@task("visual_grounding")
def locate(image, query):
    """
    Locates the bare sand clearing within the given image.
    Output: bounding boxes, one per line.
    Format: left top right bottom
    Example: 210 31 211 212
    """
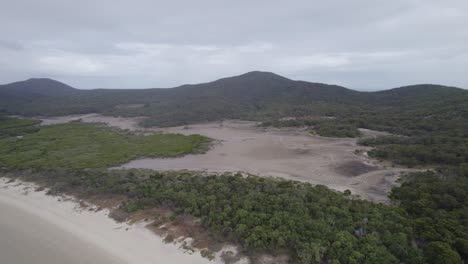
35 114 412 202
119 120 413 202
37 114 412 202
0 178 216 264
39 113 145 130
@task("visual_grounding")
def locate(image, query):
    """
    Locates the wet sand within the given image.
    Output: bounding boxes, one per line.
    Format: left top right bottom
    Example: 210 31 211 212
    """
0 178 212 264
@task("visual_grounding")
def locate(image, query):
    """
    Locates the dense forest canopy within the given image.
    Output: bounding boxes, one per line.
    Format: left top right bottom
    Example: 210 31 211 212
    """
3 167 466 264
1 73 466 166
1 72 467 129
0 72 467 263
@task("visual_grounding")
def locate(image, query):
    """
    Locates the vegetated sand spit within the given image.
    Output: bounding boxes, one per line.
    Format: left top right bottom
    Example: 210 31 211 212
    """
0 178 213 264
37 114 413 202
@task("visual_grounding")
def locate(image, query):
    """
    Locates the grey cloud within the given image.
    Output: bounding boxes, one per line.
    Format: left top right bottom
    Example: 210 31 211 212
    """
0 40 23 51
0 0 467 90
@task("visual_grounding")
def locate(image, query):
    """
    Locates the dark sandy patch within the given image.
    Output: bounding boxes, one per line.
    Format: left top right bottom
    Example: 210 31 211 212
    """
334 160 378 177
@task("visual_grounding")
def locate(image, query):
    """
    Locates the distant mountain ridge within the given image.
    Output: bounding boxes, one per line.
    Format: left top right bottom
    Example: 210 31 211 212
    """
1 71 464 97
0 78 77 97
0 71 467 127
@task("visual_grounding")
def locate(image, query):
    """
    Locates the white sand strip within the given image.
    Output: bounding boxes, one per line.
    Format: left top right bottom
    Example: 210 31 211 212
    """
0 178 212 264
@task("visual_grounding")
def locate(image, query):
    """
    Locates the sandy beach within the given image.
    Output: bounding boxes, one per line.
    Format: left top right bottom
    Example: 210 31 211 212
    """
0 178 214 264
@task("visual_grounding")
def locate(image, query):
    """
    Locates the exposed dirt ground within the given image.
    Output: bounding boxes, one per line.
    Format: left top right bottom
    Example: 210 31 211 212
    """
38 115 416 203
39 113 145 130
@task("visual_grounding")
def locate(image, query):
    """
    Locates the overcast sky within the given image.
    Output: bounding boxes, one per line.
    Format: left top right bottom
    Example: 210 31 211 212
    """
0 0 467 90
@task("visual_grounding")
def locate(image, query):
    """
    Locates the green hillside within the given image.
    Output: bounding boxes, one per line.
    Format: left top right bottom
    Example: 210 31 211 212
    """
1 72 467 130
1 72 467 166
0 73 467 262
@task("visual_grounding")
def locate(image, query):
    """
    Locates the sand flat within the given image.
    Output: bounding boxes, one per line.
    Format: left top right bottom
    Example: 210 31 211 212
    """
0 178 212 264
120 120 413 202
35 115 414 202
38 113 144 130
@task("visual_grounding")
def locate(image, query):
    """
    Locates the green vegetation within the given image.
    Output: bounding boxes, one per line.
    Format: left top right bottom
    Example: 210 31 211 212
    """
0 116 41 129
0 116 41 138
355 109 468 167
359 136 468 166
262 108 467 166
1 73 467 130
313 122 361 138
424 242 463 264
260 118 362 138
0 116 467 262
390 168 468 263
0 119 210 168
1 73 467 262
1 75 466 168
5 167 466 263
4 169 422 263
348 96 467 167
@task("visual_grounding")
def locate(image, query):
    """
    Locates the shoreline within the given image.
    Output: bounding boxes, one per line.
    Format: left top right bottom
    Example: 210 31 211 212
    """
0 177 216 264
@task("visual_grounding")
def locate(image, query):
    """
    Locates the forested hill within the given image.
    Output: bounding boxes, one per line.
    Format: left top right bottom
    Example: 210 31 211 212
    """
369 84 468 106
0 71 467 127
169 71 359 103
1 73 467 262
0 78 77 98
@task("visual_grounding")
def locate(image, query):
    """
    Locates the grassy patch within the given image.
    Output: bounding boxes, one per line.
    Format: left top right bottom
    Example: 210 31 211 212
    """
0 116 41 129
0 120 211 168
0 117 41 138
313 122 362 138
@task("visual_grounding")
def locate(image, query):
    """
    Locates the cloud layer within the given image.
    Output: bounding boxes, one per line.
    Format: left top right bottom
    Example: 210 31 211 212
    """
1 0 467 90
